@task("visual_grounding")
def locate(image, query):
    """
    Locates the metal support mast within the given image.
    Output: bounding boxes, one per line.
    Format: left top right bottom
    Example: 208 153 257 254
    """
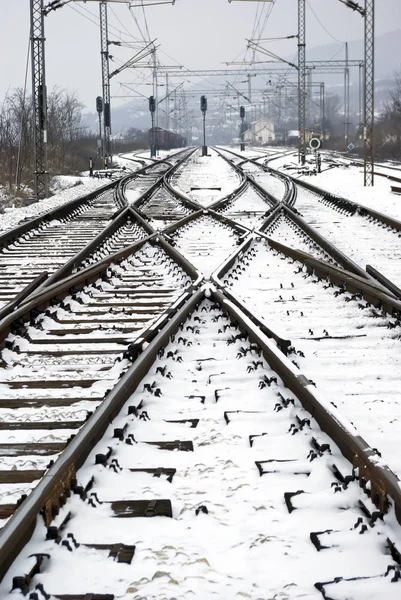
320 82 325 136
307 69 312 127
298 0 306 164
344 42 350 149
30 0 48 199
364 0 374 186
100 2 111 167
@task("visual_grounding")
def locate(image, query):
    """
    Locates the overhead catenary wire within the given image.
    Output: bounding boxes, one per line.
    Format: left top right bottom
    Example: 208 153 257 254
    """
306 0 345 44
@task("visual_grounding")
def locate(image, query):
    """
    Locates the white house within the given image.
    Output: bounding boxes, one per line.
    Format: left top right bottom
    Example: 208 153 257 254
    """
243 118 275 145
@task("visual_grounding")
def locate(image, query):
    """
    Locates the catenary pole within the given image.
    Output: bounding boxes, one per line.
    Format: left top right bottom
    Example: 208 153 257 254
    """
30 0 49 199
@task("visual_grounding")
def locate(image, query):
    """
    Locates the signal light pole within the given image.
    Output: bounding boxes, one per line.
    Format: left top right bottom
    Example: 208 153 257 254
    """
99 1 111 169
149 95 156 158
96 96 103 160
201 95 208 156
240 105 245 151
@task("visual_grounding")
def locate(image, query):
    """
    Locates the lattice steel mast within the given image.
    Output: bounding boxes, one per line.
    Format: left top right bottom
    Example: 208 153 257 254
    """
100 2 111 167
30 0 48 199
364 0 374 186
298 0 306 164
339 0 375 185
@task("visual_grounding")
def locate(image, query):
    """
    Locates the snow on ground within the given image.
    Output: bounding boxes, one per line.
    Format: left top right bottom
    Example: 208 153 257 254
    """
171 148 241 207
214 185 272 229
2 299 401 599
1 148 401 599
134 148 187 161
226 238 401 479
0 176 109 235
294 186 401 289
218 145 276 162
171 214 240 278
114 153 146 170
270 151 401 222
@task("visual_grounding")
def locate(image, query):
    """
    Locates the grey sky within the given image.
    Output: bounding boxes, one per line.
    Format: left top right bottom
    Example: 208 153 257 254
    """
1 0 401 112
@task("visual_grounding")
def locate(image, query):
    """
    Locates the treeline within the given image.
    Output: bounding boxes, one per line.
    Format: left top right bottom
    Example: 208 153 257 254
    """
376 71 401 160
0 88 89 192
320 72 401 159
0 87 149 196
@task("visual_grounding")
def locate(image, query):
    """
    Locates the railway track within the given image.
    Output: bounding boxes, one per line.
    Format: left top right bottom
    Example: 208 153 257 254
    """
0 236 199 526
169 148 242 207
0 186 121 311
1 146 401 598
122 149 194 205
219 146 401 297
0 150 194 315
164 212 247 278
213 232 401 476
1 287 401 598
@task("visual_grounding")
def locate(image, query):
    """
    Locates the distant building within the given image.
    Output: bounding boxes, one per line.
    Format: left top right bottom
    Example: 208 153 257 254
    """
243 118 275 145
287 129 330 144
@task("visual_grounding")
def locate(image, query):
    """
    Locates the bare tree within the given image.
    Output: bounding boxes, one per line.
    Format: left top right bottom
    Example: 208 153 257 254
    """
378 70 401 157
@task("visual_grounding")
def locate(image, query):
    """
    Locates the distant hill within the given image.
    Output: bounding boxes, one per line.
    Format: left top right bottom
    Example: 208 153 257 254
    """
305 29 401 79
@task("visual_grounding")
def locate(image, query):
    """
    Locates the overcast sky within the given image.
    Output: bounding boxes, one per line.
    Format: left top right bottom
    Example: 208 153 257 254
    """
1 0 401 112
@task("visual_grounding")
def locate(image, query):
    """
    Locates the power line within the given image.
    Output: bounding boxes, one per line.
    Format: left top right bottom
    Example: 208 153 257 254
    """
306 0 344 44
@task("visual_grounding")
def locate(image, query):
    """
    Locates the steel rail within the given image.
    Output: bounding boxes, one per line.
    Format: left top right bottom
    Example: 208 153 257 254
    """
214 146 293 206
0 150 196 318
214 148 373 280
1 283 401 584
211 226 401 321
271 205 387 288
163 148 248 214
0 179 120 250
209 287 401 524
215 147 401 297
267 237 401 316
0 153 185 250
0 232 202 346
0 285 204 582
280 169 401 233
37 207 154 292
116 148 195 209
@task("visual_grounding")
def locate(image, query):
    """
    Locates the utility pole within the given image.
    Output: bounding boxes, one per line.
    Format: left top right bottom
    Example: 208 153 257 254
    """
344 41 350 149
358 62 364 138
338 0 375 185
201 95 208 156
152 47 159 146
99 2 111 168
96 96 103 159
306 69 312 128
149 95 156 157
298 0 306 164
30 0 48 199
240 105 245 151
165 73 170 132
364 0 374 186
320 82 325 137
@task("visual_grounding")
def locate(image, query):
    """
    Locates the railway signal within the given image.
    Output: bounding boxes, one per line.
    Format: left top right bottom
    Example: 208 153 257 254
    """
149 95 157 157
309 137 321 151
201 95 208 156
96 96 103 159
240 106 246 152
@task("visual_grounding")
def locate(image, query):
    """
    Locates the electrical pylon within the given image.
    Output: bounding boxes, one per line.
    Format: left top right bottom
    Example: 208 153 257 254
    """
30 0 49 199
364 0 374 186
100 2 111 166
298 0 306 164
